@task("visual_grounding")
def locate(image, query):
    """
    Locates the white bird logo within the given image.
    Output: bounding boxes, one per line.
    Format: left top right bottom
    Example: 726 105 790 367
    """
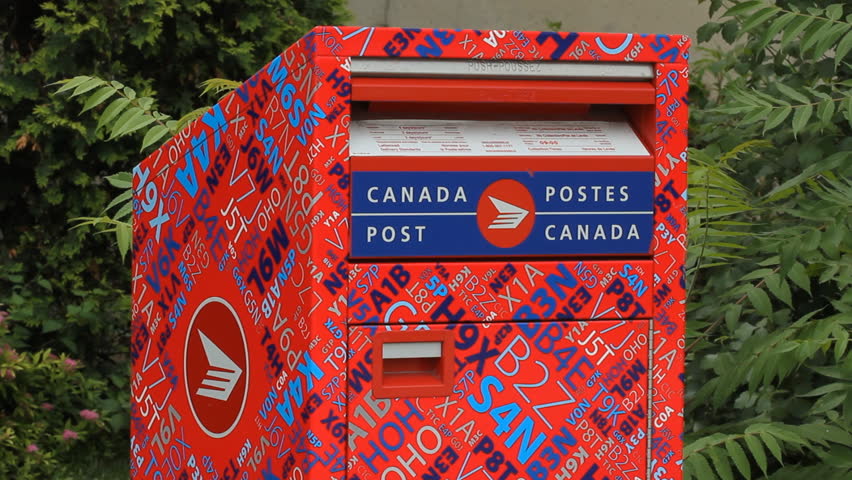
487 196 530 229
196 331 243 401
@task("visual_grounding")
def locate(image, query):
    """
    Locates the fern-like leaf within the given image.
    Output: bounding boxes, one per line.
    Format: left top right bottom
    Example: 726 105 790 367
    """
199 78 242 98
52 74 176 151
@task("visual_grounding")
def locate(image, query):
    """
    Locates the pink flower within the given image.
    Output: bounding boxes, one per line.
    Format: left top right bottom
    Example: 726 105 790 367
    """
2 370 14 380
0 345 18 361
0 310 9 326
40 402 54 411
79 409 99 421
26 444 38 453
62 429 79 441
63 358 79 370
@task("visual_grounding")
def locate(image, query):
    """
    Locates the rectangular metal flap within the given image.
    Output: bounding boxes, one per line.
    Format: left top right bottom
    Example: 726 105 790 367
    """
350 58 654 80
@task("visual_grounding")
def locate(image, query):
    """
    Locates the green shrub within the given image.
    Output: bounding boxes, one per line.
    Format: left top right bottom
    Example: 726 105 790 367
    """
685 0 852 478
0 311 109 478
0 1 348 476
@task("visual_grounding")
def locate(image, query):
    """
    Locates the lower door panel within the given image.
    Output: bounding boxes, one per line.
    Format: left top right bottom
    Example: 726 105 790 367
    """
346 320 650 480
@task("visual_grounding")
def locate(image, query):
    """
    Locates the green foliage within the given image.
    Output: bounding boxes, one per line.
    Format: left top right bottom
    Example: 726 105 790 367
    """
52 76 175 147
54 78 176 259
0 0 349 476
52 72 246 260
53 72 244 277
173 78 245 131
69 171 134 260
685 422 852 479
0 316 109 479
687 0 852 477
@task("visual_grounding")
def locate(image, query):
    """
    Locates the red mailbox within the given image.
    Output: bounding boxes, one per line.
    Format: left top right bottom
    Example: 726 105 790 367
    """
131 27 688 480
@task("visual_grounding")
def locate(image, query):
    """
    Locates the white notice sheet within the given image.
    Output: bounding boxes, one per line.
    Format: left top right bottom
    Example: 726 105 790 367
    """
350 119 650 157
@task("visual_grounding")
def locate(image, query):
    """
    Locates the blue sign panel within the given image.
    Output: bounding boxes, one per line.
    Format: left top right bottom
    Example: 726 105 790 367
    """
351 171 653 257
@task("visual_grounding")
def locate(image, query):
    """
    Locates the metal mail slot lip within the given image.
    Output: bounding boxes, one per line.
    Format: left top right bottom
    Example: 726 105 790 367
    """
350 119 651 157
382 341 442 359
351 77 655 105
350 57 655 80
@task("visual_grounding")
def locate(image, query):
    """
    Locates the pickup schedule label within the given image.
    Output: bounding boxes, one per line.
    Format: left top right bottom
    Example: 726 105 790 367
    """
350 120 651 157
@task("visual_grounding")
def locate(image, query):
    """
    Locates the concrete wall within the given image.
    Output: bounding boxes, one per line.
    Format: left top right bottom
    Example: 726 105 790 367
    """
347 0 709 50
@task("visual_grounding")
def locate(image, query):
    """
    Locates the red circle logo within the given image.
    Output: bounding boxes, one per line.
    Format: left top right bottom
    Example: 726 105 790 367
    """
476 179 535 248
184 297 248 438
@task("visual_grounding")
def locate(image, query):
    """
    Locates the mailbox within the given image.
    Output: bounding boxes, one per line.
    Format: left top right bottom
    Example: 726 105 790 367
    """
131 27 688 480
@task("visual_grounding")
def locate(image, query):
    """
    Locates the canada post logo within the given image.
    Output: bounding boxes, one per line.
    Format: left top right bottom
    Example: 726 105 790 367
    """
184 297 248 438
476 179 535 248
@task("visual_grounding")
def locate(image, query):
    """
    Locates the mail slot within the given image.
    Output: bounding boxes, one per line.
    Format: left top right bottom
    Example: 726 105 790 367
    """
130 27 688 480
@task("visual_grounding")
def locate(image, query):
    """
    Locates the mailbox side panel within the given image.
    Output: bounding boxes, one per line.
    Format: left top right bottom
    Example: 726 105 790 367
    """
299 53 355 478
650 62 689 480
130 31 352 480
245 38 348 479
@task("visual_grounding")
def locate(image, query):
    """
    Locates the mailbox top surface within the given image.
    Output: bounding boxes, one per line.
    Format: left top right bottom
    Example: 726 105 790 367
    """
307 26 690 64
